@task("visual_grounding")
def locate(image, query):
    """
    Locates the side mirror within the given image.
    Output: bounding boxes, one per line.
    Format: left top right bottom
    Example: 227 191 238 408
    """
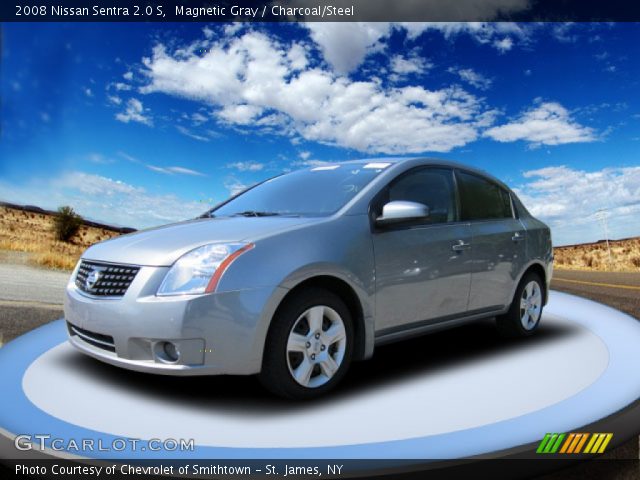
375 201 430 226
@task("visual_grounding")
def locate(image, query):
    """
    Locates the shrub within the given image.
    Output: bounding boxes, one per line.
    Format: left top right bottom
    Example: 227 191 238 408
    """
54 206 83 242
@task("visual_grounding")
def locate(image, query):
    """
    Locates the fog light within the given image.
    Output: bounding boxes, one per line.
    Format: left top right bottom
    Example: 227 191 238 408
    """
163 342 180 362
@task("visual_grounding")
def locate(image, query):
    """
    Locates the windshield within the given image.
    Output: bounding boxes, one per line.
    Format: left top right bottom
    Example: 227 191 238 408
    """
212 164 389 217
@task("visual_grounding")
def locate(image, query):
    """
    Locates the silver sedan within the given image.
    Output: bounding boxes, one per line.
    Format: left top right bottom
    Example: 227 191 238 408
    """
65 158 553 399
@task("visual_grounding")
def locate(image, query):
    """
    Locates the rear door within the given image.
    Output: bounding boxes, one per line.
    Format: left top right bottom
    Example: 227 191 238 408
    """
372 167 472 332
455 170 527 311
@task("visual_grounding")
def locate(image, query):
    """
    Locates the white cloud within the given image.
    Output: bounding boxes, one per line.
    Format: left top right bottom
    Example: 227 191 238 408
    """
0 172 205 229
87 153 112 164
552 22 578 43
140 30 490 154
405 22 530 47
162 166 206 176
115 98 152 126
191 112 208 125
118 151 204 176
493 37 513 52
223 177 250 196
485 102 596 147
203 26 215 39
291 159 328 168
287 43 309 71
515 166 640 245
83 87 94 97
449 67 492 90
218 104 264 125
390 50 432 80
226 161 265 172
108 95 122 105
176 125 209 142
123 71 133 81
305 22 390 74
299 151 311 160
113 82 132 91
147 164 205 176
304 22 528 75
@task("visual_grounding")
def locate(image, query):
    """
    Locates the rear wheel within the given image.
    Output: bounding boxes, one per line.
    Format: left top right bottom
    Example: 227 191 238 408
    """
259 288 354 399
496 272 544 338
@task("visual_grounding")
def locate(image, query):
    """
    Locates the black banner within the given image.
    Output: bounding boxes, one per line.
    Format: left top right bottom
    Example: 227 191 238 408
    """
2 458 640 480
4 0 640 23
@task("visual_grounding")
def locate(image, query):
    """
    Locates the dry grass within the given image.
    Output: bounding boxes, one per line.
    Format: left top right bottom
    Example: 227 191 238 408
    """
2 204 638 274
554 237 640 272
0 206 121 271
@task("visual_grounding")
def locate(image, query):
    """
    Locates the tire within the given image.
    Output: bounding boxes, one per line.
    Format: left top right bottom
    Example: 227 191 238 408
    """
496 272 545 338
259 288 354 400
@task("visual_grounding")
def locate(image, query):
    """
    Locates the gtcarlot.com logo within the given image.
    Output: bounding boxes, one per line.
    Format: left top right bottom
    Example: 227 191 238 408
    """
536 433 613 454
15 434 195 452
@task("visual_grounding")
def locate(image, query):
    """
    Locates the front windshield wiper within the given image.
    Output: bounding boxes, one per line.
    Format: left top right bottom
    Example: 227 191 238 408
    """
231 210 282 217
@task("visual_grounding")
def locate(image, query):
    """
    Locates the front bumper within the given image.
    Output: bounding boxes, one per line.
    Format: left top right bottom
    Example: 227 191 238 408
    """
64 264 284 376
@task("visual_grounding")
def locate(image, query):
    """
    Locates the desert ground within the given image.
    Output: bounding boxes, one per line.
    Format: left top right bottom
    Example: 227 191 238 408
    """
554 237 640 272
2 203 639 273
0 204 123 270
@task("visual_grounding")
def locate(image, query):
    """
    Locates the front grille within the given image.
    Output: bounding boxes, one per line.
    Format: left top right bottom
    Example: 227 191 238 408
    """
68 322 116 352
75 260 140 297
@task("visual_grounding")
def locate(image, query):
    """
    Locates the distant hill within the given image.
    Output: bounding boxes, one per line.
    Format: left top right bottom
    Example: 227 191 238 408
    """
0 201 136 234
0 203 135 270
1 201 638 273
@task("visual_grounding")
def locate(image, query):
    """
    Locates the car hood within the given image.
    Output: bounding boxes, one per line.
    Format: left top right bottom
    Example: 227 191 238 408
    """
83 216 315 266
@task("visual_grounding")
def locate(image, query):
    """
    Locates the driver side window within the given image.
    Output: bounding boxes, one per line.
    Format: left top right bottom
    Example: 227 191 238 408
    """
386 168 457 224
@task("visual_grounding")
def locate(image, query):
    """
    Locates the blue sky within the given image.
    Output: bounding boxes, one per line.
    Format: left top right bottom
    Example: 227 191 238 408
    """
1 22 639 245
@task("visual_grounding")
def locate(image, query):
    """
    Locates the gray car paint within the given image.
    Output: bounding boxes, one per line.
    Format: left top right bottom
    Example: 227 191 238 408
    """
64 158 553 375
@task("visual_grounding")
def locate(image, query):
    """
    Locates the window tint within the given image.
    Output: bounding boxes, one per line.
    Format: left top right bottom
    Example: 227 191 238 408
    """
457 171 513 221
386 168 456 224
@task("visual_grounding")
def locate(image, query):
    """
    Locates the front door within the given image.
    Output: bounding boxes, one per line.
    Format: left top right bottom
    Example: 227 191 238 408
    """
372 167 473 332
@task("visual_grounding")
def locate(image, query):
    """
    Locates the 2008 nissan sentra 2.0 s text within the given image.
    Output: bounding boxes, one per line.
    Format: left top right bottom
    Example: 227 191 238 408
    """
65 158 553 399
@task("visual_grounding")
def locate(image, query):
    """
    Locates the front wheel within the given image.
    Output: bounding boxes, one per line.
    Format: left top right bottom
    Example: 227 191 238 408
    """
259 288 354 399
496 273 545 338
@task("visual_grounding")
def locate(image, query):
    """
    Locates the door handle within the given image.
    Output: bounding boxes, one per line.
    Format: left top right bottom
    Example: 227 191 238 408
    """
452 240 471 252
512 232 525 242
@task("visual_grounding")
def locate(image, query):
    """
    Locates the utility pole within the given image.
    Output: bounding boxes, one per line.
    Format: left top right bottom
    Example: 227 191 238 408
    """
594 209 612 268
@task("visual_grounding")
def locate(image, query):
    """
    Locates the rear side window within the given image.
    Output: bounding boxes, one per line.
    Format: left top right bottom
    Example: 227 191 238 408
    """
457 171 513 221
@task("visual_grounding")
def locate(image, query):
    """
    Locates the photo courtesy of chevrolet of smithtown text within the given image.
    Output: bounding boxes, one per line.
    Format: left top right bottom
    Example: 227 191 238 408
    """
1 1 640 479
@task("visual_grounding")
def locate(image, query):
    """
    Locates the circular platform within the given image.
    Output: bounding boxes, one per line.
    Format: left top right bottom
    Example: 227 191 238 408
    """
1 291 640 461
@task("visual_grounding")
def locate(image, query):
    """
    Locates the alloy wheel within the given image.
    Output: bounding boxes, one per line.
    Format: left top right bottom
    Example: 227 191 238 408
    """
520 280 542 330
286 305 347 388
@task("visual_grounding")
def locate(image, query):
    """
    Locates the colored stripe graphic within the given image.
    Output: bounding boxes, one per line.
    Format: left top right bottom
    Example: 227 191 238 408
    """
538 433 613 454
537 433 565 453
536 434 552 453
584 433 613 454
559 433 575 453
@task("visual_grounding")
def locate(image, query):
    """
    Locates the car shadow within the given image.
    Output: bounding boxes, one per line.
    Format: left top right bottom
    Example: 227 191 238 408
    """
61 318 576 415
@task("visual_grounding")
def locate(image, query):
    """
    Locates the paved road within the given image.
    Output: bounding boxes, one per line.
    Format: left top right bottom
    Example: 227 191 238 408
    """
0 261 638 344
0 256 67 346
0 262 69 305
551 269 640 320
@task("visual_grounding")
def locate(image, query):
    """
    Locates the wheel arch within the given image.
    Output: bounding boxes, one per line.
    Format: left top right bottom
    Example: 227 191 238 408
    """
263 275 370 366
515 261 549 305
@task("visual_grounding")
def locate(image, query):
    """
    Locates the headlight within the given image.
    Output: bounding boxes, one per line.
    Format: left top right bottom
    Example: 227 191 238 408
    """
157 243 254 296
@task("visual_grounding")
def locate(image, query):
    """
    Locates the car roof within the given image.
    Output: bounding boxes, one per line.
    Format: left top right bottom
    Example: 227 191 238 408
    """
308 157 510 190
